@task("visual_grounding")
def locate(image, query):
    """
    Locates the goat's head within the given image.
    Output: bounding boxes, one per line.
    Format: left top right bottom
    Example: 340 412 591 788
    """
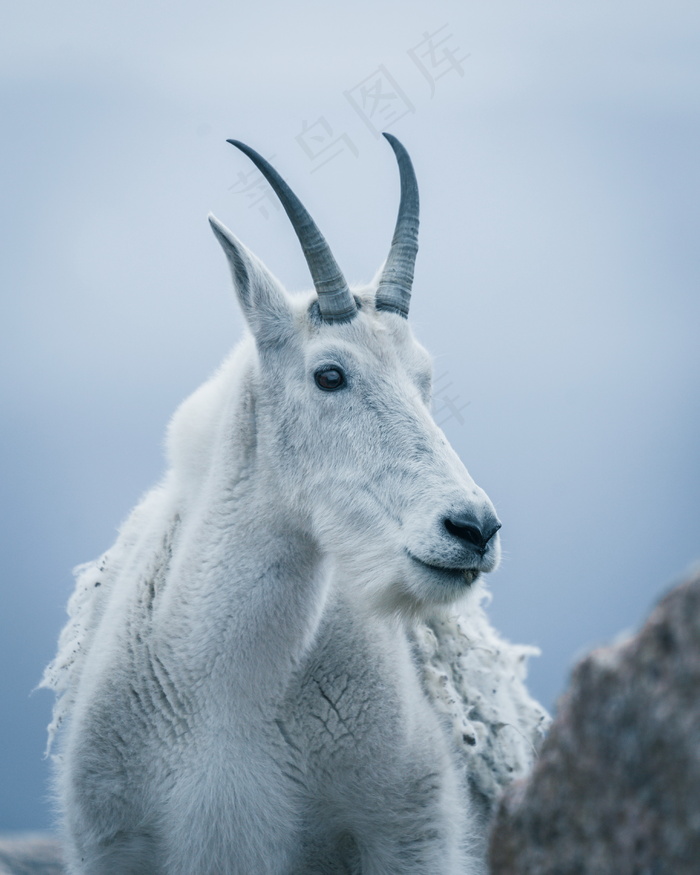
209 135 500 613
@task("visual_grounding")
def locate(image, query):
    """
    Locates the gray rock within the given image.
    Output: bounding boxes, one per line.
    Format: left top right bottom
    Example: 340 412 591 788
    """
489 566 700 875
0 834 63 875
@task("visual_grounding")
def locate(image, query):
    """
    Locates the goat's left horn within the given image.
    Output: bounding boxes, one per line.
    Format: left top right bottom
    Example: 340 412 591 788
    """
375 133 420 318
227 140 357 324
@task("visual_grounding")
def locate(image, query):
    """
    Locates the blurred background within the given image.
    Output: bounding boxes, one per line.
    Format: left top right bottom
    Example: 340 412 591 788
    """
1 0 698 831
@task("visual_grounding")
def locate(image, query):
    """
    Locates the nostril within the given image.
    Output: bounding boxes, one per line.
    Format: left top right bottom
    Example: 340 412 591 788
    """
444 516 501 551
445 519 484 548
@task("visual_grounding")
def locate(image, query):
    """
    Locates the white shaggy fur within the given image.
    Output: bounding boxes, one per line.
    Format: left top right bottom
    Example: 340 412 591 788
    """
42 182 547 873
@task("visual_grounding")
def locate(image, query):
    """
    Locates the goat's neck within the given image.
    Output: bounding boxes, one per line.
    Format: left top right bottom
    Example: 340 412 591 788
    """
160 384 327 709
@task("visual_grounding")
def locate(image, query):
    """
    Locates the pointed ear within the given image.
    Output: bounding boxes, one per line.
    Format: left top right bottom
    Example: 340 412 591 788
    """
209 213 294 347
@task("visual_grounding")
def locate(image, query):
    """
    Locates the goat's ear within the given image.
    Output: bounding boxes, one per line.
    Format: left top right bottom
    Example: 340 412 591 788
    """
209 214 294 347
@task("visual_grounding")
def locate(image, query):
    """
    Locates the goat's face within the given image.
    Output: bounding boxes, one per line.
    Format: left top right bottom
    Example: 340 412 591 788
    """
210 137 500 611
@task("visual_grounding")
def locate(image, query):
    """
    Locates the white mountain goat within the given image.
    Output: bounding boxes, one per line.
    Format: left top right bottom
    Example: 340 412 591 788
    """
42 135 548 874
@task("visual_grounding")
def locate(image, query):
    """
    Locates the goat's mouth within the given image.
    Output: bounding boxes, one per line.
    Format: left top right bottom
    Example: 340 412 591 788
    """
406 553 481 587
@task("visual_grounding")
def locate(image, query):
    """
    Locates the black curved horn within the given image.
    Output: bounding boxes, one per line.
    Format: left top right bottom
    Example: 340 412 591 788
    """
227 140 356 324
375 133 420 318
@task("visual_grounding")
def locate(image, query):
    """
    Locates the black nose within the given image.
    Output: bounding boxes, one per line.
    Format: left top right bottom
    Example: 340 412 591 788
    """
444 513 501 552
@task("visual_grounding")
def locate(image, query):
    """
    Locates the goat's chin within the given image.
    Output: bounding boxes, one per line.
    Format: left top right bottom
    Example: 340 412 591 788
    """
361 562 482 621
332 547 487 620
402 572 481 617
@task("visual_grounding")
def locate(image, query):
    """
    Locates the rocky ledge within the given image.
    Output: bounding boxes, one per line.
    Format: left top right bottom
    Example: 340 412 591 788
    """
490 566 700 874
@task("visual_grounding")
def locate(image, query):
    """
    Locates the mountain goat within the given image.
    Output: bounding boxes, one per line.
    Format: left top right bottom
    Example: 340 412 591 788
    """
42 135 548 874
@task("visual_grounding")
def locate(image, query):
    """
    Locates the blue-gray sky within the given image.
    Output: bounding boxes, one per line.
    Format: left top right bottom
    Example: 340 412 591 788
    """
1 0 699 831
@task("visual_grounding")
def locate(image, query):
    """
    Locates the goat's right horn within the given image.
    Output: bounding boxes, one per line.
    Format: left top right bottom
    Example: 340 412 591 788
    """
376 133 420 318
227 140 357 324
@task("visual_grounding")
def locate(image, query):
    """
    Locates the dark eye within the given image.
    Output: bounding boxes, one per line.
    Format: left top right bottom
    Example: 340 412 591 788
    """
314 367 346 391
